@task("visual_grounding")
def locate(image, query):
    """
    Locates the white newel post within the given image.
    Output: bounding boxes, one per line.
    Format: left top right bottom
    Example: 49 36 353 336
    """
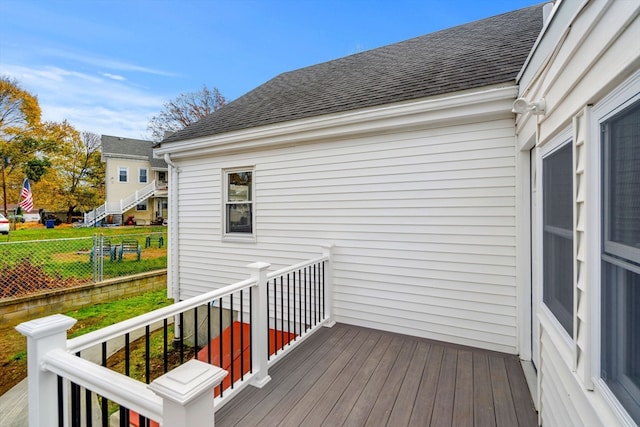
149 359 227 427
321 244 336 328
16 314 77 427
247 261 272 388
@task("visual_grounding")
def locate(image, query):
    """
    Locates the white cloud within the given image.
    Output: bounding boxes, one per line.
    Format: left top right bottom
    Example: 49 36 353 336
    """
1 63 165 138
40 47 176 77
101 73 126 81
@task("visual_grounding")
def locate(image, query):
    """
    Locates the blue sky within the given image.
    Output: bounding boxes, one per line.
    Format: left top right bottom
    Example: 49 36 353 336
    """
0 0 542 139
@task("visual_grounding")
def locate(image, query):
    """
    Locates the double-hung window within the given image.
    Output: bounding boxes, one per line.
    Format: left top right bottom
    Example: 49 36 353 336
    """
118 167 128 183
601 99 640 423
542 140 574 336
139 168 148 184
224 168 254 237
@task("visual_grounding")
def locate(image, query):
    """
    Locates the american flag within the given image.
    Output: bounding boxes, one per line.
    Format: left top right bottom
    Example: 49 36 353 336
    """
19 178 34 212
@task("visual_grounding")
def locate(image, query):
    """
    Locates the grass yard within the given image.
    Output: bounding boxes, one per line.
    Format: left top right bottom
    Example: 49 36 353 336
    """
0 222 167 242
0 289 174 396
0 223 168 297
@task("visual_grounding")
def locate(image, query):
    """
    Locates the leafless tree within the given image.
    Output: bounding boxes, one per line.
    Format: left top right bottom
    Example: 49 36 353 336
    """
147 84 226 141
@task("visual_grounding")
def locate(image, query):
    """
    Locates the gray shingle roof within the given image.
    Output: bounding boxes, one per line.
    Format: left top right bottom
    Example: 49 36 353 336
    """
163 4 544 144
102 135 167 169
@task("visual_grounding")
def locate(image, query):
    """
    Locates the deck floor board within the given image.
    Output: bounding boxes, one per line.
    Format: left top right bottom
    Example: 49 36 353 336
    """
215 323 537 427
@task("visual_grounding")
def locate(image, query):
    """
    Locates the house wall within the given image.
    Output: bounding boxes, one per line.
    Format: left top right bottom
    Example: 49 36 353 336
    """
105 157 159 223
105 158 151 202
172 113 520 354
516 0 640 424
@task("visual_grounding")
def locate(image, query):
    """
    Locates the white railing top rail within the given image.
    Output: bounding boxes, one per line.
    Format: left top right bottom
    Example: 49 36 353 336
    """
43 349 163 422
68 277 255 354
267 254 328 281
68 254 328 354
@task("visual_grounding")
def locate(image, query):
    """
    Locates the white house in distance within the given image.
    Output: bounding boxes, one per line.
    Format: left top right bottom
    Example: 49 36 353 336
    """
99 135 169 225
155 1 640 425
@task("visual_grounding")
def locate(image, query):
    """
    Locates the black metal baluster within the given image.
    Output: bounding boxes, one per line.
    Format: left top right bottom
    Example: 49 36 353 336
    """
230 293 234 388
101 342 108 427
320 261 327 319
194 305 199 358
240 289 245 380
305 266 309 332
179 312 184 364
314 263 318 326
85 388 92 427
287 273 291 342
145 325 150 384
293 271 297 337
207 301 212 363
219 296 224 397
249 286 253 373
266 279 271 361
119 405 128 427
71 352 81 427
298 269 302 335
163 319 168 373
125 334 130 376
123 333 130 426
280 276 284 352
57 376 64 427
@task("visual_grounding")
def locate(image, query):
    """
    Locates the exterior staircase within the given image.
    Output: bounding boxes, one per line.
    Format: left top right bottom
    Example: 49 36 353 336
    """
84 180 157 226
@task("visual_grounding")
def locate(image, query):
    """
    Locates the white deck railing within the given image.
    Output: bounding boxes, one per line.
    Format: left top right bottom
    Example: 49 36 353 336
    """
17 246 333 427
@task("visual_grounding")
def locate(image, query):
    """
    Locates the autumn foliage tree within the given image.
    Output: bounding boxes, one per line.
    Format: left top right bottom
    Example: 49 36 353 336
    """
36 128 104 222
147 84 226 141
1 76 104 220
0 76 48 215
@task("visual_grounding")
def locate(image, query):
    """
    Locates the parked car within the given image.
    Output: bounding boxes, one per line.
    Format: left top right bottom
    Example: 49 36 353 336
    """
0 214 9 234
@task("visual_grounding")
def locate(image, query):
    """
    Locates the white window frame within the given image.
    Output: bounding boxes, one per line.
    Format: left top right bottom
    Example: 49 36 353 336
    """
118 166 128 183
537 127 575 343
222 167 255 242
588 70 640 426
136 200 148 211
139 167 148 184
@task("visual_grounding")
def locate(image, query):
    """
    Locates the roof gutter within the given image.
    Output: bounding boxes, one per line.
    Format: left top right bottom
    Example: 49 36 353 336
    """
164 153 180 306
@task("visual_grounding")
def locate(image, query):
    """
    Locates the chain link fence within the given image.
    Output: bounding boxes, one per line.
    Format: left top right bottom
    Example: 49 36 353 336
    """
0 232 167 299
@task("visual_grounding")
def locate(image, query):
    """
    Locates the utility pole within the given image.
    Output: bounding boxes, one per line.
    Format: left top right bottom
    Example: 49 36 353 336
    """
1 156 7 217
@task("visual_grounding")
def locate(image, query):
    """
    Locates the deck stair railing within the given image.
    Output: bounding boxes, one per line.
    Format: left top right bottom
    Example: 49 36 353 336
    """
84 180 157 226
17 245 333 427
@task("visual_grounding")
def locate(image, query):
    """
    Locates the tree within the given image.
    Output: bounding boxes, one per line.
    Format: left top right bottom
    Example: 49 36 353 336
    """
147 84 226 141
37 129 104 222
0 76 47 216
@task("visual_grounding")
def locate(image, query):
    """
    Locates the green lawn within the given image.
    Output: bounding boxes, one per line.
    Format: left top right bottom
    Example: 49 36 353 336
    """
1 224 167 242
0 225 168 295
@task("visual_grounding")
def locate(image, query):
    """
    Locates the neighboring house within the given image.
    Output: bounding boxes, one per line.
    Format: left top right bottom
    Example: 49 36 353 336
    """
96 135 168 226
153 1 640 425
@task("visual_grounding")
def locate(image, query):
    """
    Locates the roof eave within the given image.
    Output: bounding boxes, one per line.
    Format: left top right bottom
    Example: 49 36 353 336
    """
154 84 519 159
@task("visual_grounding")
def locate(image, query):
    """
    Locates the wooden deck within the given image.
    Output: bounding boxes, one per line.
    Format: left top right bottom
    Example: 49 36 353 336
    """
215 323 538 426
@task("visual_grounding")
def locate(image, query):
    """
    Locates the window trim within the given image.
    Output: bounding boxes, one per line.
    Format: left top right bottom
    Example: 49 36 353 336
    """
136 200 148 211
538 127 574 340
118 166 128 183
138 167 148 184
588 70 640 425
222 167 256 242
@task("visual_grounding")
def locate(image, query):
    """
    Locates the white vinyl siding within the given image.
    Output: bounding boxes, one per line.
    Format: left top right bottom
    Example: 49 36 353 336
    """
519 0 640 424
174 117 518 353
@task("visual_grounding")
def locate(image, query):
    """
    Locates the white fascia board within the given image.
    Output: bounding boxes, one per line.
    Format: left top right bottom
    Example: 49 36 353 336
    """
103 153 150 161
155 85 518 159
